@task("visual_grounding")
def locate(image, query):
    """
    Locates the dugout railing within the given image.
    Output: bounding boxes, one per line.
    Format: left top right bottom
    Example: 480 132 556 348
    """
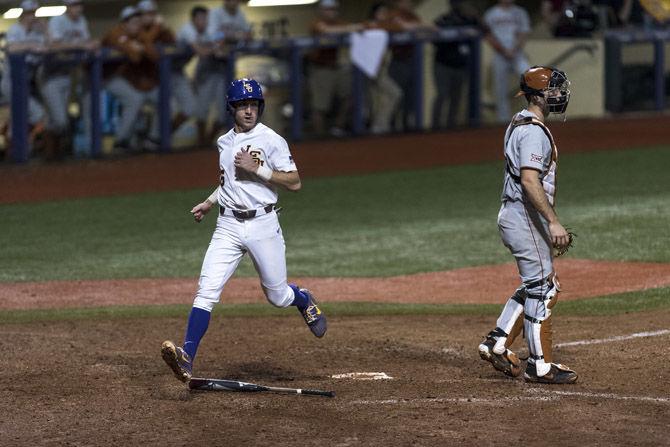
3 27 481 163
604 28 670 113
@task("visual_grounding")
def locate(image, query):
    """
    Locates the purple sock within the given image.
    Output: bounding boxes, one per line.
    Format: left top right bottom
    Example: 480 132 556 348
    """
183 307 211 361
289 284 309 309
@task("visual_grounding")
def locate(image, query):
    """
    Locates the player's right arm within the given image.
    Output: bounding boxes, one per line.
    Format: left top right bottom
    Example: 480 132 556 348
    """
190 187 219 222
520 168 569 249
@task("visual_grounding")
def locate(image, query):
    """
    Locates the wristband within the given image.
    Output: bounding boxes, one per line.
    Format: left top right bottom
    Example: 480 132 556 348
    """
206 188 218 205
256 164 273 182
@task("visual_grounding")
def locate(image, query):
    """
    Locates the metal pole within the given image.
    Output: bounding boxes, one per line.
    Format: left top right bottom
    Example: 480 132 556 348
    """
158 48 172 152
289 43 303 141
468 36 481 127
653 38 665 111
604 36 623 113
89 50 102 158
224 50 237 129
412 40 424 130
9 53 29 163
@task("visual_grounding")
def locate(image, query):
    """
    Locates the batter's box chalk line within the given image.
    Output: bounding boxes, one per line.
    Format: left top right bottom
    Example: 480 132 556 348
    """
525 388 670 404
555 329 670 348
331 372 394 380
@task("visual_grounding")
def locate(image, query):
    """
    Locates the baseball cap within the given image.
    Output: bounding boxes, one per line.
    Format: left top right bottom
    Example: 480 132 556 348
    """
319 0 339 8
20 0 39 12
137 0 157 12
119 5 140 21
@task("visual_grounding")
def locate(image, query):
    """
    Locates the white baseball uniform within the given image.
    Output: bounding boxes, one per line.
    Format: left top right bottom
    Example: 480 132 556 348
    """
192 122 298 312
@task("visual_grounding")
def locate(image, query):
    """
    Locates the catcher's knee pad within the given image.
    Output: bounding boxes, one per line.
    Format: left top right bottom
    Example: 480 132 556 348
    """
493 286 527 354
263 283 293 308
525 274 560 309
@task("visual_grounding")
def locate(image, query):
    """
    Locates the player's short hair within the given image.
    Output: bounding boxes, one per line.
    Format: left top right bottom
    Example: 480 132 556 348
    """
191 5 208 20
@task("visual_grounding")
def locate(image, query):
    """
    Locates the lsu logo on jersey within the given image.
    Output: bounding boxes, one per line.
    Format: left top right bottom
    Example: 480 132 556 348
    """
250 150 265 166
242 145 265 166
244 82 253 93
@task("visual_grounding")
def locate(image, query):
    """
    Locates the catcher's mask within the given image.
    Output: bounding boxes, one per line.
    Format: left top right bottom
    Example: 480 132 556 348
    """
515 66 570 114
226 78 265 117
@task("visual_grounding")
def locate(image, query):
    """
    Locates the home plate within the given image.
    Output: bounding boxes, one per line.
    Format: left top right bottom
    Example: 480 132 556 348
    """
331 372 394 380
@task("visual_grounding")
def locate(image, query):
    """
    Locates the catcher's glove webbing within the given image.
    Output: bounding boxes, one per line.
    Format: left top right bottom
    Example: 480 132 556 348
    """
554 230 576 257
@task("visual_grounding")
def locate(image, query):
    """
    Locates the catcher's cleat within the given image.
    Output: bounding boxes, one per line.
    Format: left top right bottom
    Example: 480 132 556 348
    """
478 335 522 377
298 288 327 338
524 362 577 384
161 340 193 383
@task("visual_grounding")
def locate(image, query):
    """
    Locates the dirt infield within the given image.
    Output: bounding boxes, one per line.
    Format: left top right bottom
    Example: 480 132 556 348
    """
3 258 670 310
2 115 669 445
2 311 669 445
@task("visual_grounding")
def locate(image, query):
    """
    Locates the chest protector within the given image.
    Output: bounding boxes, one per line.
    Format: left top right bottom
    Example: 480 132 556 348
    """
505 115 558 206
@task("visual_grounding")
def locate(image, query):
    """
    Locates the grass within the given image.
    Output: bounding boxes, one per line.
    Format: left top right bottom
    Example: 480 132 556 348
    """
0 145 669 282
1 287 668 324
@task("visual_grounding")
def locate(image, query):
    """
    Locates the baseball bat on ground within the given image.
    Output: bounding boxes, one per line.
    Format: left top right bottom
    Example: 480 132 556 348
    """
188 377 335 398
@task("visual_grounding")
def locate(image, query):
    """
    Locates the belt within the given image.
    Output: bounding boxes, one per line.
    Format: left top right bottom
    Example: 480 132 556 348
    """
219 204 276 220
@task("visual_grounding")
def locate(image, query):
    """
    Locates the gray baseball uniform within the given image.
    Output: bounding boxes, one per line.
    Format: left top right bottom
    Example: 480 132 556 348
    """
499 108 557 287
2 22 46 126
493 109 559 376
206 6 251 121
174 21 212 120
41 13 91 133
484 3 531 122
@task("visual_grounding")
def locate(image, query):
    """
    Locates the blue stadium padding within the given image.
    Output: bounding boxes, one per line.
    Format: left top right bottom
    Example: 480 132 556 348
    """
9 53 29 163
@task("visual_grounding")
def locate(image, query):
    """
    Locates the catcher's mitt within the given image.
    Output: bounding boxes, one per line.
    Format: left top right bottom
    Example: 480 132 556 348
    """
554 230 576 257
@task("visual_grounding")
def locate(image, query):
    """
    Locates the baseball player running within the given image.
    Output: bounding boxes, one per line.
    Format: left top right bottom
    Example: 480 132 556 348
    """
478 66 577 384
161 78 327 383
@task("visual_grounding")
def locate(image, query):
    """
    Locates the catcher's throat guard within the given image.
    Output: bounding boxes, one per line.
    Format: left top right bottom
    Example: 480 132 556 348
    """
516 66 571 114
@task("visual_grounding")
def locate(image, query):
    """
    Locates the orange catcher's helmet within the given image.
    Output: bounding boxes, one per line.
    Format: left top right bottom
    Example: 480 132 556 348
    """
516 66 571 114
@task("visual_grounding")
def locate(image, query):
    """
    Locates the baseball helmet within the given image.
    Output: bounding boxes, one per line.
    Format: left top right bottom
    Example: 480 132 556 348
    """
226 78 265 116
516 66 571 114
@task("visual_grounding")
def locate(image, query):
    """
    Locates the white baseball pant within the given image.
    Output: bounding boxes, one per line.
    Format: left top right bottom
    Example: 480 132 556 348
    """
192 211 295 312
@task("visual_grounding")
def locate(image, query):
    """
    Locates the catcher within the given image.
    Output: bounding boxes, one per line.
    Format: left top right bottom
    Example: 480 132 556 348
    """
477 65 577 384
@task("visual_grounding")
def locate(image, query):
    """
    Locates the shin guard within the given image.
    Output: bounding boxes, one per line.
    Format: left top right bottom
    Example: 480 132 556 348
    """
493 287 526 355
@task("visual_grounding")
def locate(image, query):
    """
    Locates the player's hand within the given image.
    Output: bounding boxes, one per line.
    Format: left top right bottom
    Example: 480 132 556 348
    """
234 150 258 174
549 221 570 250
191 201 212 223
